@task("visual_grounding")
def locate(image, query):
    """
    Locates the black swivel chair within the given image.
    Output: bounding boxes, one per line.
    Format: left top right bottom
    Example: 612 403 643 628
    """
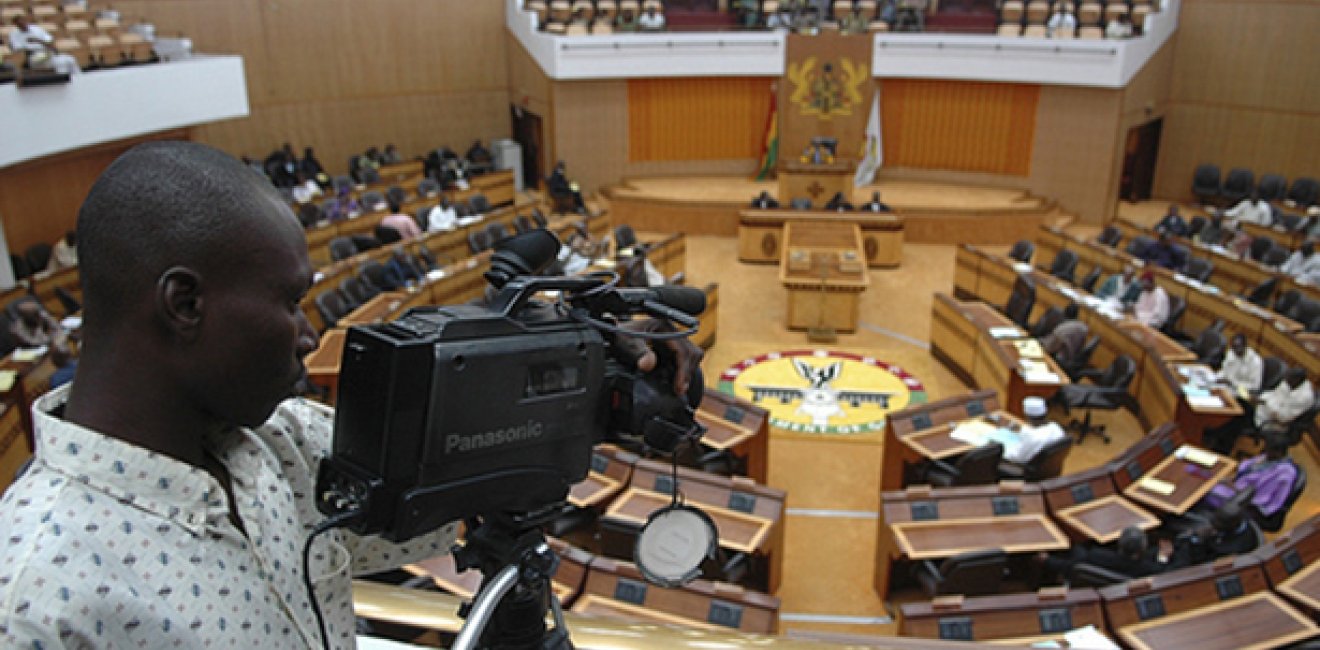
315 290 352 330
358 260 397 291
1275 290 1302 319
1097 225 1122 248
1252 464 1305 533
1004 276 1037 328
468 229 492 254
328 236 358 262
339 276 377 307
1125 235 1155 258
470 193 492 214
1243 276 1280 307
417 177 442 198
1287 177 1319 207
1277 213 1304 232
1008 240 1034 263
1184 257 1214 283
1030 306 1065 339
484 222 509 245
1059 336 1100 381
1192 164 1221 205
614 224 639 251
914 549 1007 597
1222 168 1255 206
1000 437 1073 482
386 185 409 207
359 190 387 212
298 203 323 228
1257 174 1288 202
1068 563 1131 588
924 443 1004 487
1258 357 1287 394
1048 249 1079 283
1187 327 1227 366
1055 355 1138 445
1187 215 1207 238
513 214 535 234
1079 266 1102 293
1248 236 1276 263
24 243 51 273
1162 294 1188 341
1262 246 1290 268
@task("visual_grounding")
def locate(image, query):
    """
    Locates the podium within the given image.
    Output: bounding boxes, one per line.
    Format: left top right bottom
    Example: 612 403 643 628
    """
779 161 853 206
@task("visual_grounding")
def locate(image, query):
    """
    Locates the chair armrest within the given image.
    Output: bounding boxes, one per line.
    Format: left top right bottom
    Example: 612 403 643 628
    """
998 462 1026 480
925 459 960 487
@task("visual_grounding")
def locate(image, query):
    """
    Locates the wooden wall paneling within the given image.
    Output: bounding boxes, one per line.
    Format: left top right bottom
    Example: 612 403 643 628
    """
551 80 630 194
1153 105 1320 201
1028 85 1122 223
627 78 772 163
880 79 1039 177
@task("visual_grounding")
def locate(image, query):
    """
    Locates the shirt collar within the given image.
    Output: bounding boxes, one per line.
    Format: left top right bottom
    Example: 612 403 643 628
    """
32 386 227 537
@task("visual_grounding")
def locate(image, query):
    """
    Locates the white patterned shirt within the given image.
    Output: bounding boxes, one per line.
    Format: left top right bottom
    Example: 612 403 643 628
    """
0 387 459 649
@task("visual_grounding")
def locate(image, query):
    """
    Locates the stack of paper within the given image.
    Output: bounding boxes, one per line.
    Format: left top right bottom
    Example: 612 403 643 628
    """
1061 625 1121 649
1013 339 1045 358
1020 359 1061 384
989 327 1024 339
950 420 998 446
1013 262 1033 273
1139 477 1176 496
0 370 16 392
1187 394 1225 409
12 347 46 363
1178 446 1221 468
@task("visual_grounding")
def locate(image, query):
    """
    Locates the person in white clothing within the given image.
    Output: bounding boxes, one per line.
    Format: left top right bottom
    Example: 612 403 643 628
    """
1281 241 1320 285
638 7 666 31
8 16 81 75
1132 272 1170 329
1004 397 1066 464
1106 14 1133 39
1218 333 1263 395
1046 6 1077 37
1256 367 1315 428
1223 194 1273 227
427 198 459 232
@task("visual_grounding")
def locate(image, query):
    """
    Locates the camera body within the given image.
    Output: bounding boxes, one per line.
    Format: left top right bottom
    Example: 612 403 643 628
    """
317 275 702 542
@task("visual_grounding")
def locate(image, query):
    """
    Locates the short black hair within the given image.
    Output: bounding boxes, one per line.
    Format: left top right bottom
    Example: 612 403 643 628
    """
1064 302 1080 319
77 141 290 330
1117 526 1147 559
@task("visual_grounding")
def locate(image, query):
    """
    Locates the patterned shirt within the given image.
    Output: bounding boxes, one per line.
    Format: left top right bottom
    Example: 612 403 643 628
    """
0 387 459 649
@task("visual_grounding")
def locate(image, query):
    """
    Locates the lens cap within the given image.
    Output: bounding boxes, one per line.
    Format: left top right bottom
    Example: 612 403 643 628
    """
634 503 717 588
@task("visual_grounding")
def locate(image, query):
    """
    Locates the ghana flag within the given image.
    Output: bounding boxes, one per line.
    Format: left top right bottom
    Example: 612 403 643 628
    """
755 89 778 181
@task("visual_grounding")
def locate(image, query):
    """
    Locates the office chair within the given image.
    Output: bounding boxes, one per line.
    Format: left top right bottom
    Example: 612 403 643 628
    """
1058 336 1100 382
340 276 379 306
1243 276 1279 307
315 290 352 330
1162 294 1188 341
468 229 492 254
24 243 51 273
1192 164 1221 205
1262 246 1290 268
417 177 442 198
470 193 492 214
1184 257 1214 283
359 190 387 212
1030 306 1065 338
1187 215 1207 238
1008 240 1034 263
923 442 1004 487
915 549 1008 597
1000 437 1072 482
1287 177 1319 207
1079 266 1102 293
1068 563 1130 588
484 222 509 244
328 236 358 262
1125 235 1155 258
1096 225 1122 248
614 224 639 251
512 214 534 234
298 203 323 228
1256 174 1288 202
1186 327 1227 366
1048 249 1079 283
1252 464 1305 533
1221 168 1255 206
1260 357 1287 393
1248 236 1276 263
1055 354 1137 445
1004 275 1037 328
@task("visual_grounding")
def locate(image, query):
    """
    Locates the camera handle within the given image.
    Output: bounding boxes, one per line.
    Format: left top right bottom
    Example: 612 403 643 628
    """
451 513 575 650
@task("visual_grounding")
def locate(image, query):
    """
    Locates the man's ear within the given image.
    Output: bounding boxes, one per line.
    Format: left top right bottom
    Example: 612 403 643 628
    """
157 266 204 337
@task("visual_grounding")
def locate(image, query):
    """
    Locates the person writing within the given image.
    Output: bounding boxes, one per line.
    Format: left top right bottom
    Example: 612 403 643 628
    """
1132 271 1170 328
0 142 703 648
1255 367 1314 430
427 197 460 232
7 15 81 75
1281 240 1320 285
1224 193 1273 227
379 199 422 240
1041 302 1089 367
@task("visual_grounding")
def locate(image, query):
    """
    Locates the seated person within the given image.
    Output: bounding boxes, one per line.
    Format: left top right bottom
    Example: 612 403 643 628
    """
638 6 666 30
1105 13 1133 39
387 247 423 286
616 8 639 31
1132 271 1170 328
47 231 78 273
824 191 853 212
8 16 80 75
300 147 329 187
750 190 779 209
1281 240 1320 285
427 198 460 232
1168 502 1259 568
557 229 596 275
1154 204 1190 238
379 199 422 240
1042 526 1166 582
1197 212 1228 246
1003 397 1066 465
1218 333 1263 395
1046 5 1077 37
1203 428 1299 520
1142 230 1186 270
1255 367 1314 430
766 9 793 30
840 8 868 34
1224 193 1273 227
381 143 403 165
465 140 493 172
47 335 77 390
547 161 587 213
1096 265 1140 305
9 299 62 348
859 191 891 213
1042 302 1089 367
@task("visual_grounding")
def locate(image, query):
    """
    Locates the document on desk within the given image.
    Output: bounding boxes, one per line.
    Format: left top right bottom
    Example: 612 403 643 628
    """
1062 625 1121 649
1186 394 1226 409
12 346 46 362
1138 477 1176 496
990 326 1025 339
1013 339 1045 358
950 420 1021 455
1019 359 1061 384
0 370 16 392
1176 445 1221 468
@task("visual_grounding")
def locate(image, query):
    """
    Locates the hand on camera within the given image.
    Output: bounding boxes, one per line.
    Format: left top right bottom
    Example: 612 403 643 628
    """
612 317 704 398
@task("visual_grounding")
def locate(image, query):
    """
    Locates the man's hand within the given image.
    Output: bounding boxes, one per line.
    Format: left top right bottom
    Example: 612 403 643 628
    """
612 318 704 398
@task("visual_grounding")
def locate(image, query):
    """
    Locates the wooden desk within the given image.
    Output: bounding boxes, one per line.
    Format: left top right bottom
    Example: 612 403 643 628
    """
304 328 347 403
340 290 408 326
779 161 852 208
1055 495 1160 544
603 488 774 555
1117 592 1317 650
576 556 780 634
1123 447 1235 515
738 208 904 268
882 390 1001 491
694 388 770 483
568 445 637 509
779 221 869 332
890 516 1070 560
1277 560 1320 617
899 588 1106 642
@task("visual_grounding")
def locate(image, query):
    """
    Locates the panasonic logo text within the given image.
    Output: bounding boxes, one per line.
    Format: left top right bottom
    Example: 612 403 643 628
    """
446 421 545 453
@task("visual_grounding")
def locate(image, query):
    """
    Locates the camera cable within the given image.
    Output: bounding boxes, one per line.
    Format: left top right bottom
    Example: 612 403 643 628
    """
302 507 365 650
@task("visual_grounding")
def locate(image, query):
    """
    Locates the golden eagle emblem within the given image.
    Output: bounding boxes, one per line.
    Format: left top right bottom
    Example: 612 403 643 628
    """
787 56 869 120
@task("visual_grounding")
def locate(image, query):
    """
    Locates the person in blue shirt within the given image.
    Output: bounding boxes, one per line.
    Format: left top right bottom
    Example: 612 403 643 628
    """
1096 264 1141 304
1142 230 1186 270
1155 204 1190 237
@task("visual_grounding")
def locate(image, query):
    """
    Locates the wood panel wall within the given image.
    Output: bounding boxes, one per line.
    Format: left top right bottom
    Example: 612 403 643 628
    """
880 79 1039 177
627 78 772 162
1153 0 1320 199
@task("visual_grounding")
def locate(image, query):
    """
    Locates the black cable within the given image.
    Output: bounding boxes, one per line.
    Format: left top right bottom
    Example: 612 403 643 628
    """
302 509 363 650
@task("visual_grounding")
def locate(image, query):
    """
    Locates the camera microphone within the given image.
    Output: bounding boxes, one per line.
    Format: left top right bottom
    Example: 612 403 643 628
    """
485 228 561 288
628 285 707 316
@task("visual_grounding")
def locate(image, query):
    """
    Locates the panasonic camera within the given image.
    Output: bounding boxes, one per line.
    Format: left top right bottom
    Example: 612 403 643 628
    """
315 229 707 541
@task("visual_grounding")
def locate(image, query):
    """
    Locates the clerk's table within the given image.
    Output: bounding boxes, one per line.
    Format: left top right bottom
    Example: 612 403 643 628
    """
779 222 869 332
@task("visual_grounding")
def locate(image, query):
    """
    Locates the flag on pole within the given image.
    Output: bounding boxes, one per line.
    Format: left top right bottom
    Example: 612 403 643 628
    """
853 89 883 187
755 89 779 181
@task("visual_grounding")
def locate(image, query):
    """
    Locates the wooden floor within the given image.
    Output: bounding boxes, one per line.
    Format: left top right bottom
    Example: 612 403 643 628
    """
677 197 1320 638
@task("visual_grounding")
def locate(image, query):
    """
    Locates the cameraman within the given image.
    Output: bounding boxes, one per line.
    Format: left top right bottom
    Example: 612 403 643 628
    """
0 142 701 648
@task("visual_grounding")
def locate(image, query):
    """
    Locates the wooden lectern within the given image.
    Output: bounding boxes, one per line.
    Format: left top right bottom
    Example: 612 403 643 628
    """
779 161 854 206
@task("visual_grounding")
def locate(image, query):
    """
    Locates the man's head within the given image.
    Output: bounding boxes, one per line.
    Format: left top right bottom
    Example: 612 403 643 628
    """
1260 424 1291 460
1140 271 1156 291
75 141 317 430
1231 332 1247 356
1285 367 1308 389
63 230 76 248
1167 204 1181 217
1022 396 1048 425
1210 502 1245 533
1302 241 1315 258
1117 526 1147 560
1064 302 1080 320
12 15 28 30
